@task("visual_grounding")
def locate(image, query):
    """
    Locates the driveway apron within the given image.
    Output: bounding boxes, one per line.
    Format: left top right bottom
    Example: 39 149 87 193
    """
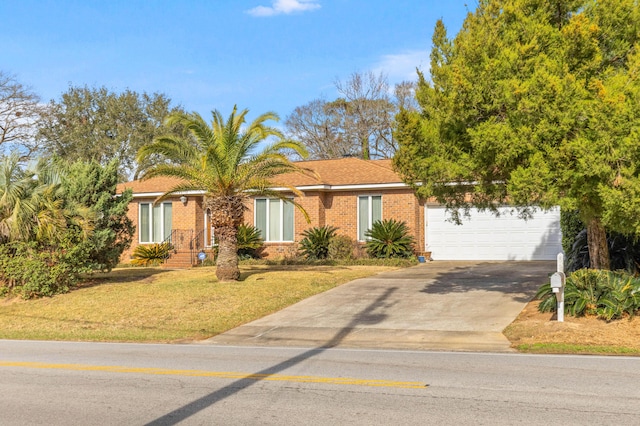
205 261 554 352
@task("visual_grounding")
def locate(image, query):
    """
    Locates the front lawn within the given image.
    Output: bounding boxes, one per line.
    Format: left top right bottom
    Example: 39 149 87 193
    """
0 265 395 342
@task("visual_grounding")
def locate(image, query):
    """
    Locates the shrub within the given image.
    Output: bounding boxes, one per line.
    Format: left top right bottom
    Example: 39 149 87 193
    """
365 219 415 258
62 159 134 272
237 224 264 259
328 234 355 260
299 226 338 259
560 210 584 256
0 239 93 299
131 242 171 266
536 269 640 321
566 229 640 273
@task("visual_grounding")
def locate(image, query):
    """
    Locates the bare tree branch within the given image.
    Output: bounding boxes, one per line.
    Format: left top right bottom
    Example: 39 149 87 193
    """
286 71 411 160
0 72 44 160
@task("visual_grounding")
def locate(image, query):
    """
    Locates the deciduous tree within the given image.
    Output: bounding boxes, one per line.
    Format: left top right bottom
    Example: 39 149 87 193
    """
285 72 411 160
0 72 44 159
38 86 181 180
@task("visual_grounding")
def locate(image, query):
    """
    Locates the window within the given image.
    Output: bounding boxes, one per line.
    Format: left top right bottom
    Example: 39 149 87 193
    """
255 198 294 242
358 195 382 241
139 202 172 243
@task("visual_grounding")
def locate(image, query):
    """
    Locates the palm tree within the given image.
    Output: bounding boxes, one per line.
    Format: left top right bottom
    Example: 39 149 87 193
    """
0 155 94 244
137 106 309 281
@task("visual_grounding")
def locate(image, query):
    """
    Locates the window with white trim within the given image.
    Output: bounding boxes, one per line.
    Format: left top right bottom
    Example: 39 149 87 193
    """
255 198 294 242
358 195 382 241
139 202 172 243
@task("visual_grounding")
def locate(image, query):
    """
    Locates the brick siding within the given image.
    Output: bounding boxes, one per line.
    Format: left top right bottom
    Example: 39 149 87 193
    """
244 188 425 258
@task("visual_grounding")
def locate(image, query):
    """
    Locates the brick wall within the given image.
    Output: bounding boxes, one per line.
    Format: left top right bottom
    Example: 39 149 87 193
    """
245 189 425 258
121 189 426 263
119 196 202 263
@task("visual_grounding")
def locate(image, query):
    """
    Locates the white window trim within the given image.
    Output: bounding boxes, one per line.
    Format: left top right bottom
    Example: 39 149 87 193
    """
357 195 383 242
255 198 294 242
139 202 172 244
204 209 216 247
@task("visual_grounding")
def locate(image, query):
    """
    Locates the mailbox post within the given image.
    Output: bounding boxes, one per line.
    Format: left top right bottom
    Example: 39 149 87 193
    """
550 253 566 322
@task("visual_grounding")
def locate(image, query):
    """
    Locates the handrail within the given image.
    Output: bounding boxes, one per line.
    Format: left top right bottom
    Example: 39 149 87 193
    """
161 230 176 260
189 229 206 265
162 229 194 260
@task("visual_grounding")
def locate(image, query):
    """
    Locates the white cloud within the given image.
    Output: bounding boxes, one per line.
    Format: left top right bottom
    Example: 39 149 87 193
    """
247 0 321 17
372 50 430 83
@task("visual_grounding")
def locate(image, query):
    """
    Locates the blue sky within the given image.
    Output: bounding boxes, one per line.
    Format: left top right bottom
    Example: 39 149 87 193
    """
2 0 469 123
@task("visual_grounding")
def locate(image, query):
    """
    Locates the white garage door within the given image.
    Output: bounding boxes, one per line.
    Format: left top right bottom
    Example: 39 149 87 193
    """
426 206 562 261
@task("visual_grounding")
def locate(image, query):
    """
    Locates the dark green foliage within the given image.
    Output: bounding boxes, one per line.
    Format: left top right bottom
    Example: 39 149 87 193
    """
0 158 132 298
328 234 355 260
0 238 92 299
567 229 640 273
537 269 640 321
38 86 182 180
365 219 415 258
131 243 171 266
237 224 264 259
253 257 419 268
299 226 338 259
394 0 640 269
560 210 584 256
535 282 558 314
62 159 134 272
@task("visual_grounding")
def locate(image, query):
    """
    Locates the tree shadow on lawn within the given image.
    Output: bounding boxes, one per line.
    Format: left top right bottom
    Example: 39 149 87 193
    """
419 261 554 304
238 264 353 280
78 267 171 289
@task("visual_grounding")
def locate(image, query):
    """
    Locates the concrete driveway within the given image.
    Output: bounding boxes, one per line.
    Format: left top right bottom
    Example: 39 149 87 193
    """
206 261 554 352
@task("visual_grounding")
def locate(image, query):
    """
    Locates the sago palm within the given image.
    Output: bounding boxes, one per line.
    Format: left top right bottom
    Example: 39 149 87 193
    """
365 219 415 258
137 106 309 281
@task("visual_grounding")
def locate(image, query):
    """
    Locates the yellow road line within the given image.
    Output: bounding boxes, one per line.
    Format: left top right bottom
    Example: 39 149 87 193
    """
0 360 427 389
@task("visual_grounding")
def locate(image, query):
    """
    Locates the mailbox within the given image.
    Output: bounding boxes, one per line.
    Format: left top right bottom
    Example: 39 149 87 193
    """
550 271 565 293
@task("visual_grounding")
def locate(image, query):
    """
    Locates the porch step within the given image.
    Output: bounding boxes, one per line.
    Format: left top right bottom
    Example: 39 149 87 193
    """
162 251 195 269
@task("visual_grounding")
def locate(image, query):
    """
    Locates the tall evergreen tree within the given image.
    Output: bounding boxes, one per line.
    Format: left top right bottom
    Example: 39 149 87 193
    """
62 159 134 271
394 0 640 269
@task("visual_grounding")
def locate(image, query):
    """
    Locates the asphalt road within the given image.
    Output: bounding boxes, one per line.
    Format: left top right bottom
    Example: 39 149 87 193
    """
1 340 639 425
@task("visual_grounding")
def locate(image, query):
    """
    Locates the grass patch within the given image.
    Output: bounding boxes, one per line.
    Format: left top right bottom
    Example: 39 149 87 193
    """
515 343 640 356
0 265 395 343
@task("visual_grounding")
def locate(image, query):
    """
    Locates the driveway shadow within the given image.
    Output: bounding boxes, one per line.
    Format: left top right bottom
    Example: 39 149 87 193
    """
419 261 553 303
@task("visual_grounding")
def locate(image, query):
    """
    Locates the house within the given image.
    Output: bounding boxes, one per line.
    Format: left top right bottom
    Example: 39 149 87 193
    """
116 157 562 266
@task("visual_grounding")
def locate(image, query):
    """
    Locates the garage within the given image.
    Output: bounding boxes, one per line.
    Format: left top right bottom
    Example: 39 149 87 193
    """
425 206 563 261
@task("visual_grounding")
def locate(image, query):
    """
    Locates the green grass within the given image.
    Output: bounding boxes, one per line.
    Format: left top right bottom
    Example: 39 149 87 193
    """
515 343 640 355
0 265 394 343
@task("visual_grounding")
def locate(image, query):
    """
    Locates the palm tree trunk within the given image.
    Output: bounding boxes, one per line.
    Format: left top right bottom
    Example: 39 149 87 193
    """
215 225 240 281
587 217 610 270
207 195 245 281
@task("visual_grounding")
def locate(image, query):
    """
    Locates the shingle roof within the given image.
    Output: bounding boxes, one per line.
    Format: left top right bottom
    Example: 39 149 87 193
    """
116 157 404 195
116 176 185 196
273 158 401 187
